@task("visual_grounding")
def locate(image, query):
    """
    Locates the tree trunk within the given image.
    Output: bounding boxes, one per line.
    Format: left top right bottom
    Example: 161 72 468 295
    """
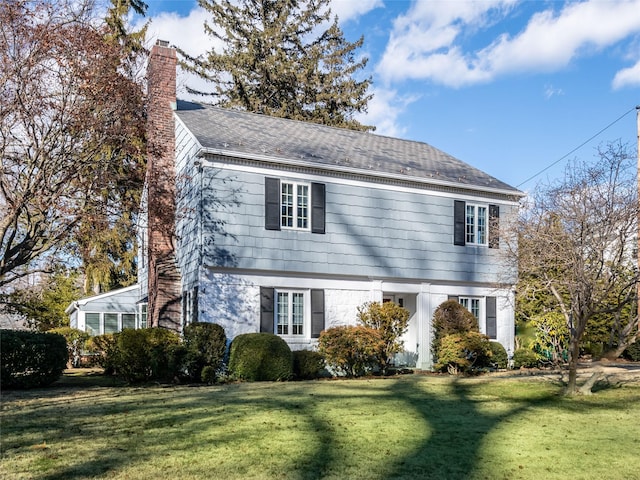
565 338 581 395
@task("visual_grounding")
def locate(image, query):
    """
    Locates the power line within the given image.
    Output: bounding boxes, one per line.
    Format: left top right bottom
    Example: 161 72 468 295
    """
516 106 637 189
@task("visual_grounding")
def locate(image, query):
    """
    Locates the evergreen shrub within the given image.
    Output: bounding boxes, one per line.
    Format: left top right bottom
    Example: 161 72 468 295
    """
433 331 492 374
292 349 324 380
488 341 508 369
182 322 226 382
622 341 640 361
1 329 67 388
49 327 90 367
432 300 479 360
86 333 118 374
513 348 540 369
229 333 292 381
318 325 384 377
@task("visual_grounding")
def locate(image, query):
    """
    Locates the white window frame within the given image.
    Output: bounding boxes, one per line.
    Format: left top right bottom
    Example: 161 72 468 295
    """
281 181 310 231
84 311 140 336
459 297 486 333
465 204 488 245
275 289 310 338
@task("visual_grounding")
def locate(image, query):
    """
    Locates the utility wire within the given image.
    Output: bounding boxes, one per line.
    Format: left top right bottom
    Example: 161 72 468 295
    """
516 106 637 188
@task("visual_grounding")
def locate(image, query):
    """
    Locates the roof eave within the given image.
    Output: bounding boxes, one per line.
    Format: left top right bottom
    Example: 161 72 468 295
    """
197 147 525 199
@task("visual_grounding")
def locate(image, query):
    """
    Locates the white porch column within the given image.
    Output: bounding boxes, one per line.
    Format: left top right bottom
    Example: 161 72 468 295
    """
417 283 432 370
370 280 383 303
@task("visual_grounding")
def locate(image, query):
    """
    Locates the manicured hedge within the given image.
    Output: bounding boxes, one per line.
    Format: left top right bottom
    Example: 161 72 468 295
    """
182 322 226 382
229 333 292 381
318 325 384 377
292 349 324 380
1 329 68 389
489 341 508 369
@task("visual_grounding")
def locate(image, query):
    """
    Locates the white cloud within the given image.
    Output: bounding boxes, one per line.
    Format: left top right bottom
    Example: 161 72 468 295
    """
544 84 564 100
377 0 640 87
329 0 383 23
613 59 640 89
357 87 418 138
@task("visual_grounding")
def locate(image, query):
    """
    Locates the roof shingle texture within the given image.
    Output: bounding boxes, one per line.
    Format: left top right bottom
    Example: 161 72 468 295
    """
175 101 520 194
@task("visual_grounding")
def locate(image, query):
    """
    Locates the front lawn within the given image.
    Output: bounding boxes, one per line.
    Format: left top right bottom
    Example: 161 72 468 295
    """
2 372 639 479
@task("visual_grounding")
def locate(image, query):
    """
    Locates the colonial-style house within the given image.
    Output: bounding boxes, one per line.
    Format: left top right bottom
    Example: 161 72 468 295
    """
139 41 523 370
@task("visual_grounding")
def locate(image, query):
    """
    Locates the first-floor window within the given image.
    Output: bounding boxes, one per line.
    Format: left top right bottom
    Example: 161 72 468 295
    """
459 297 480 320
276 290 305 336
139 304 148 329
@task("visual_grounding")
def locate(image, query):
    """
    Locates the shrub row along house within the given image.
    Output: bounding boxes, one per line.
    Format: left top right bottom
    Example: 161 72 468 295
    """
72 41 523 370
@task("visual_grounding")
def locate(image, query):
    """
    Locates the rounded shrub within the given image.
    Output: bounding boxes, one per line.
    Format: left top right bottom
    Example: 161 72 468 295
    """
182 322 226 382
1 329 68 388
229 333 293 381
85 333 118 374
488 341 508 369
318 325 384 377
434 331 492 374
432 300 479 360
513 348 540 369
292 349 324 380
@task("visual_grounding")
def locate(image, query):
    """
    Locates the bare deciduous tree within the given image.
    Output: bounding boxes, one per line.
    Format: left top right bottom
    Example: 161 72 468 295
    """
0 0 146 292
514 142 638 394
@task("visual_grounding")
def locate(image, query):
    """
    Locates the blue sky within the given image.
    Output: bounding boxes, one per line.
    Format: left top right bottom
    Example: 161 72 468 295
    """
137 0 640 191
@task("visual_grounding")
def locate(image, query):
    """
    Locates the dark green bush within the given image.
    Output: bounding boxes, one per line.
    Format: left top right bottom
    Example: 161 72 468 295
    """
229 333 292 381
85 333 118 374
434 331 492 374
49 327 90 368
1 329 68 388
108 328 181 383
622 341 640 361
201 365 217 384
182 322 226 382
513 348 540 369
292 349 324 380
488 341 508 369
318 325 384 377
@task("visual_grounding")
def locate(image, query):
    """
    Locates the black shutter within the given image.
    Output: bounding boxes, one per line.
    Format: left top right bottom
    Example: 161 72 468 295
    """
454 200 465 246
488 204 500 249
260 287 275 333
310 289 325 338
265 177 281 230
486 296 497 339
192 286 199 323
311 183 325 234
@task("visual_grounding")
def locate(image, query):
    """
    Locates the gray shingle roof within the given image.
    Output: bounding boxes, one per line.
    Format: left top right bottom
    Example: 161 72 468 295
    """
175 101 521 195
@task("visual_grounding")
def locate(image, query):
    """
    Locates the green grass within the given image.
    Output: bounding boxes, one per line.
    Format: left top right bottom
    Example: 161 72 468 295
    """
2 371 639 479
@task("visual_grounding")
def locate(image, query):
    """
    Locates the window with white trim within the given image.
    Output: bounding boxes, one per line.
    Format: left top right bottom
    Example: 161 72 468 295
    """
281 182 309 230
459 297 481 320
276 290 307 336
465 204 487 245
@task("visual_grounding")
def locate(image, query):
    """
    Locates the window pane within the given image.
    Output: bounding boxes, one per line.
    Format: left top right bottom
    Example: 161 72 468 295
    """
86 313 100 336
139 304 147 329
281 183 293 227
292 293 304 335
470 299 480 319
122 314 136 330
277 292 289 335
466 205 475 243
297 185 308 229
477 206 487 244
104 313 119 334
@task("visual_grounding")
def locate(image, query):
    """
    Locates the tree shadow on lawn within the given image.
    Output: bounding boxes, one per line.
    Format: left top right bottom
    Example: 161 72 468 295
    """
381 378 560 479
7 374 634 480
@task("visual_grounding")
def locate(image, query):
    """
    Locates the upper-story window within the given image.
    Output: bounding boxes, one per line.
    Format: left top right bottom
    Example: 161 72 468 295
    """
281 182 309 230
466 204 487 245
454 200 500 248
265 178 325 234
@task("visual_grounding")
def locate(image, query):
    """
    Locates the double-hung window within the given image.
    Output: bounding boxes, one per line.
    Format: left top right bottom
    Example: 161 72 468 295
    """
459 297 481 320
281 182 309 230
276 290 306 336
265 178 325 234
454 201 499 248
465 204 487 245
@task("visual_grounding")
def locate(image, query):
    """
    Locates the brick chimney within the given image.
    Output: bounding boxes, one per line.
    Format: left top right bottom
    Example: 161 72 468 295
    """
146 40 181 331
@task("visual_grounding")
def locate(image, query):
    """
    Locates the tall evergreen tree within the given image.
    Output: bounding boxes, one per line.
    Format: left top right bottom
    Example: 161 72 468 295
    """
181 0 374 131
